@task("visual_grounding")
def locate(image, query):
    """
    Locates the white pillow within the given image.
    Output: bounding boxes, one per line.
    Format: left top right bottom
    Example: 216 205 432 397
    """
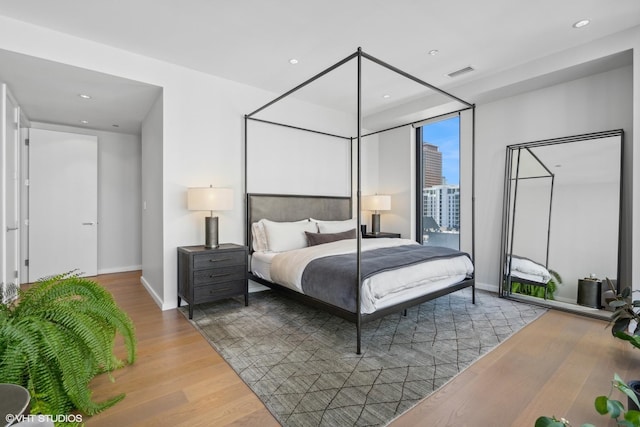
262 219 317 252
251 222 268 252
311 218 357 234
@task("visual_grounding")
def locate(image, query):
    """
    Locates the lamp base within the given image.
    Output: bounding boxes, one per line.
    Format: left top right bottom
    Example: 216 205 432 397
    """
371 213 381 234
205 216 219 248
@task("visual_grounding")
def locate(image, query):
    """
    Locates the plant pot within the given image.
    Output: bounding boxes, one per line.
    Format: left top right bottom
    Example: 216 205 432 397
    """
627 380 640 411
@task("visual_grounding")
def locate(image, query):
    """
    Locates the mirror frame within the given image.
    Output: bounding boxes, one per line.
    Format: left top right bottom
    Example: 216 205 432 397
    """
498 129 624 317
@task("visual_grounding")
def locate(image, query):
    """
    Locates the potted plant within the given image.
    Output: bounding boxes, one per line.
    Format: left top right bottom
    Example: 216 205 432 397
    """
608 278 640 349
0 271 136 418
536 374 640 426
605 278 640 411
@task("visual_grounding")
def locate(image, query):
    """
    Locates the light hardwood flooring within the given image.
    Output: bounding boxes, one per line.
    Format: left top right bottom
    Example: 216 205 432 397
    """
86 271 640 427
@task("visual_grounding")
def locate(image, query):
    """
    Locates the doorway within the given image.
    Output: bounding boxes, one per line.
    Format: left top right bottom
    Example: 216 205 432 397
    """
28 128 98 280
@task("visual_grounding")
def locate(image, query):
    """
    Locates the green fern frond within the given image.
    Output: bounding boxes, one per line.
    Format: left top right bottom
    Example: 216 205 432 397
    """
0 271 136 418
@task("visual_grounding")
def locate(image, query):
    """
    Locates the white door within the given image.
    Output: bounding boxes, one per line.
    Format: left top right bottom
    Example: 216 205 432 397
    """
4 87 20 294
28 128 98 280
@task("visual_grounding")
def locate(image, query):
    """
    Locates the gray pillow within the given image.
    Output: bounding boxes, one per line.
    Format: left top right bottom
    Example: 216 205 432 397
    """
305 228 357 246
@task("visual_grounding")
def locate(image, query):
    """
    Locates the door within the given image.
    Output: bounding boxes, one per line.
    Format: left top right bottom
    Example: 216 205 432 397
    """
28 128 98 280
3 87 20 295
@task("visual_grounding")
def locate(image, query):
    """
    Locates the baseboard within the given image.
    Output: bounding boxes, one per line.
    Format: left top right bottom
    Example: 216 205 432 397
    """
476 281 499 293
140 275 169 310
98 265 142 275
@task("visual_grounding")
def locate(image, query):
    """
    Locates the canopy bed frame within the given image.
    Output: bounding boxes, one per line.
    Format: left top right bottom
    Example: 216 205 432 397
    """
244 47 476 354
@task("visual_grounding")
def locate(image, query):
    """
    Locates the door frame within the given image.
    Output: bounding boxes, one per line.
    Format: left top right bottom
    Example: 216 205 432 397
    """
1 84 21 300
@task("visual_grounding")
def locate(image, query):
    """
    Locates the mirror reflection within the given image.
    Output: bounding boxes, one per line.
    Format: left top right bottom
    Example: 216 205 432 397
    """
500 130 623 316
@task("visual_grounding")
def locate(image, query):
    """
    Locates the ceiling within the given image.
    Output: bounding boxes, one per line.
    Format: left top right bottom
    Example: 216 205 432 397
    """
0 48 161 134
0 0 638 135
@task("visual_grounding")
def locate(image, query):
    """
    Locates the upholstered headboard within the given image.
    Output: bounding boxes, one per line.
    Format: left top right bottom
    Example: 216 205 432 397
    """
246 193 352 252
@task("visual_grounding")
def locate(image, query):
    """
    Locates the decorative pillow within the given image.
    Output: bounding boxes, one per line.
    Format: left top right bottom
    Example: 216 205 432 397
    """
311 218 357 233
305 228 357 247
262 219 317 252
251 222 268 252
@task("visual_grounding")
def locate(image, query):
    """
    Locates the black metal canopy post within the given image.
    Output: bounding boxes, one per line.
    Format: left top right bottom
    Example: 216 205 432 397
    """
244 114 249 248
356 47 363 355
471 106 476 303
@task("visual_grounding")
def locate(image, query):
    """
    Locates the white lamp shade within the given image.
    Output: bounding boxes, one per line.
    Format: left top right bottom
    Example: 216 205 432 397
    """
187 187 233 211
362 194 391 211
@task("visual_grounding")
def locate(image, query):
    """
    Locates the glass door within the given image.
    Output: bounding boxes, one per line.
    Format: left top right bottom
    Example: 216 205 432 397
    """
416 115 460 250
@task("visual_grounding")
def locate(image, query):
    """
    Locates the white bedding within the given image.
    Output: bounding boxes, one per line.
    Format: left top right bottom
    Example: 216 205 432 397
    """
507 256 552 284
251 251 277 282
253 238 474 314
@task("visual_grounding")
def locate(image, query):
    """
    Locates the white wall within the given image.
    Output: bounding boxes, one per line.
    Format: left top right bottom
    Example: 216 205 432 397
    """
29 122 142 275
377 126 415 239
141 94 163 304
475 65 633 290
246 104 354 197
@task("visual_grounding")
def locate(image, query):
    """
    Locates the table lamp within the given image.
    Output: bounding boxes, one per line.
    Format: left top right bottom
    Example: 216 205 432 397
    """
187 186 233 248
362 194 391 234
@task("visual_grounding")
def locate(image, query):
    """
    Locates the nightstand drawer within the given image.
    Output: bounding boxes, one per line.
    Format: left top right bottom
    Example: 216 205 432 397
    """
178 243 249 319
194 280 245 302
193 250 245 270
193 266 246 286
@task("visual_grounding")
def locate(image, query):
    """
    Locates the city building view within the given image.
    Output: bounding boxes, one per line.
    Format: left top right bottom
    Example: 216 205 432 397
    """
420 117 460 249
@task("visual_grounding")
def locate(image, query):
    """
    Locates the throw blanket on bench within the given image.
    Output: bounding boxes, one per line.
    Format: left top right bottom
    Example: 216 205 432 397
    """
301 245 471 312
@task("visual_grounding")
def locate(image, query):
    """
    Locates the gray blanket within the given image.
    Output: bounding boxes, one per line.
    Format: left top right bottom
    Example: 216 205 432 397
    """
301 245 471 312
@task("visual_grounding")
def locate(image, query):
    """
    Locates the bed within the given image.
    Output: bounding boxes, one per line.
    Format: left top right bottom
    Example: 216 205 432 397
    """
244 48 477 353
246 193 475 353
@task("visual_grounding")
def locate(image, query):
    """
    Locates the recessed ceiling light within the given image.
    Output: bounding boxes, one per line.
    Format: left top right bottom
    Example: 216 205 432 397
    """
289 58 299 65
382 94 391 99
428 49 439 56
80 120 89 124
573 19 590 28
78 94 92 99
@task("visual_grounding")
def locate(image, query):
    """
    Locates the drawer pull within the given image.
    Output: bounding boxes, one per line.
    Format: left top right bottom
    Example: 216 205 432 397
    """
210 287 231 294
209 273 231 279
209 258 231 263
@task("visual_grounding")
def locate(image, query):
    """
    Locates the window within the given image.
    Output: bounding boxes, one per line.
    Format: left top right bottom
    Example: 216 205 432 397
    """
416 115 460 250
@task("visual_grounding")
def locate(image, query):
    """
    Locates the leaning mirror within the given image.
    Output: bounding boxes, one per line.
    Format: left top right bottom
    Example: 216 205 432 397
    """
499 130 623 318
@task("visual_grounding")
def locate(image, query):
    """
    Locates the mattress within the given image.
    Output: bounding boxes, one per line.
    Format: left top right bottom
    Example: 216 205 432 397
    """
507 255 552 284
251 238 474 314
250 251 277 282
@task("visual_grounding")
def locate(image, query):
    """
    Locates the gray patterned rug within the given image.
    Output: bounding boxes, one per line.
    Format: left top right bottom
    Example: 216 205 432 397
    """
181 288 545 426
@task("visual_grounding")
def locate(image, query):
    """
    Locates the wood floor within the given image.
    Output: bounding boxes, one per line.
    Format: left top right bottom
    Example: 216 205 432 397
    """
86 271 640 427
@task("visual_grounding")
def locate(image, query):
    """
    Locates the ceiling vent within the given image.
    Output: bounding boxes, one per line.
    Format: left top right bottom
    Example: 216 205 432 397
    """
447 66 475 78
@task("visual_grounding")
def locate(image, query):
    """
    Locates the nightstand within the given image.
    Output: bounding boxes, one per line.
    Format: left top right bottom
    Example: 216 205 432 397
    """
177 243 248 319
363 232 401 239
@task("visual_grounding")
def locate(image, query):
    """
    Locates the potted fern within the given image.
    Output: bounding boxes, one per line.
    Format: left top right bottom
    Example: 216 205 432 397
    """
0 271 136 418
535 374 640 426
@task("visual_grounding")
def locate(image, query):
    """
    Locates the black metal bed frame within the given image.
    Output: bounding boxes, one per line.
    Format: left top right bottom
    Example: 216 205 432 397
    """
244 47 476 354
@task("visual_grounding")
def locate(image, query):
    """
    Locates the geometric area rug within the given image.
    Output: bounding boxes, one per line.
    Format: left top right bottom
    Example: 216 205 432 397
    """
181 288 546 426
